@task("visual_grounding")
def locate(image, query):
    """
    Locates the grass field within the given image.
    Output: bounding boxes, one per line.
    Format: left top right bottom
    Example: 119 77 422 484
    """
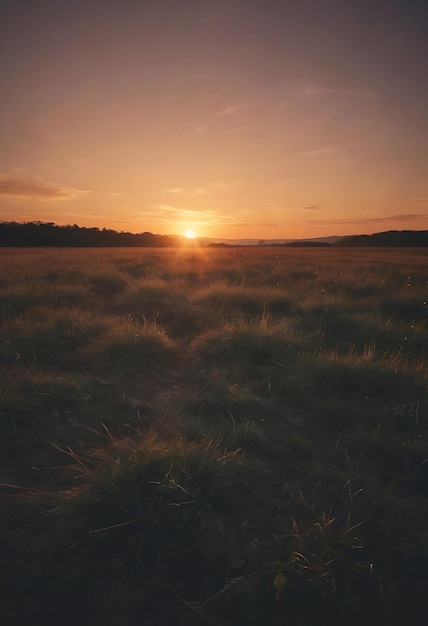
1 245 427 625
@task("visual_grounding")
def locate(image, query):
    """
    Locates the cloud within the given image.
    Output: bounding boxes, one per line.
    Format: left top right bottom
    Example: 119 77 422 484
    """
152 204 184 213
216 106 237 116
302 82 335 96
145 204 254 228
274 178 295 186
193 104 238 134
165 187 208 196
227 221 251 228
152 204 212 216
165 188 186 194
303 146 354 167
232 221 280 228
305 213 426 225
302 205 322 210
304 145 339 158
191 187 208 196
0 175 90 200
386 213 426 221
359 180 386 188
301 81 376 98
214 179 244 189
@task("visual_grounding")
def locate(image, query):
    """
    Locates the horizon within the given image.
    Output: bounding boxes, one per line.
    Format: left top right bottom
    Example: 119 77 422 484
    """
1 1 428 239
2 219 427 245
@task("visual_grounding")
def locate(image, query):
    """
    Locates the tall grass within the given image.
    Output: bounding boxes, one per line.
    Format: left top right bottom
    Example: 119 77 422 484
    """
1 246 427 625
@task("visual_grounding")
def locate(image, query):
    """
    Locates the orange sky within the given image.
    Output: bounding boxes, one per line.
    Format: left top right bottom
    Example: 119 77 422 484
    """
1 0 427 240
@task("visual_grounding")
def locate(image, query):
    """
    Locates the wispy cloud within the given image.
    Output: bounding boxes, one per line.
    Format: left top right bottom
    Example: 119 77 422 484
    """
216 105 237 116
303 82 335 96
191 187 208 195
152 204 212 216
383 213 426 221
303 145 354 167
273 178 295 186
144 204 255 228
152 204 192 216
304 145 339 158
359 180 386 188
194 104 238 132
165 188 185 194
305 213 426 225
229 221 280 228
0 175 90 200
301 81 376 98
302 205 322 210
213 179 244 189
165 187 208 195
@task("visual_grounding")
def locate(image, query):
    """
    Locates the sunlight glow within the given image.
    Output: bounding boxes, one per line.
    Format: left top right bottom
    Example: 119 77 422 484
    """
185 229 196 239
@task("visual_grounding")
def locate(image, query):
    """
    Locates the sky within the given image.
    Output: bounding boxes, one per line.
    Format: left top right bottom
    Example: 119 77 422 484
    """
1 0 427 240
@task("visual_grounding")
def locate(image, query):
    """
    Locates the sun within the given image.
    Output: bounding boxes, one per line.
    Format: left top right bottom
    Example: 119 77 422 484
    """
184 228 196 239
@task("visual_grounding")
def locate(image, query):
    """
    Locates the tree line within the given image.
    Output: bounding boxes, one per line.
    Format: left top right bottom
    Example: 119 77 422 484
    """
0 222 181 247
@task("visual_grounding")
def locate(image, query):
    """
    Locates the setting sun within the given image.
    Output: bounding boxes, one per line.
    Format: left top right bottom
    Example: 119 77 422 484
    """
184 229 196 239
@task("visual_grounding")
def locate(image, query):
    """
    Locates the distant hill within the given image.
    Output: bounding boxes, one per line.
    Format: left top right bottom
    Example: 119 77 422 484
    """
207 231 428 247
205 236 342 246
280 240 333 247
334 230 428 247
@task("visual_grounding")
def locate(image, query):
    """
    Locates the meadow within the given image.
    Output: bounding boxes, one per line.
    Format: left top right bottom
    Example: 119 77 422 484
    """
0 245 427 625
